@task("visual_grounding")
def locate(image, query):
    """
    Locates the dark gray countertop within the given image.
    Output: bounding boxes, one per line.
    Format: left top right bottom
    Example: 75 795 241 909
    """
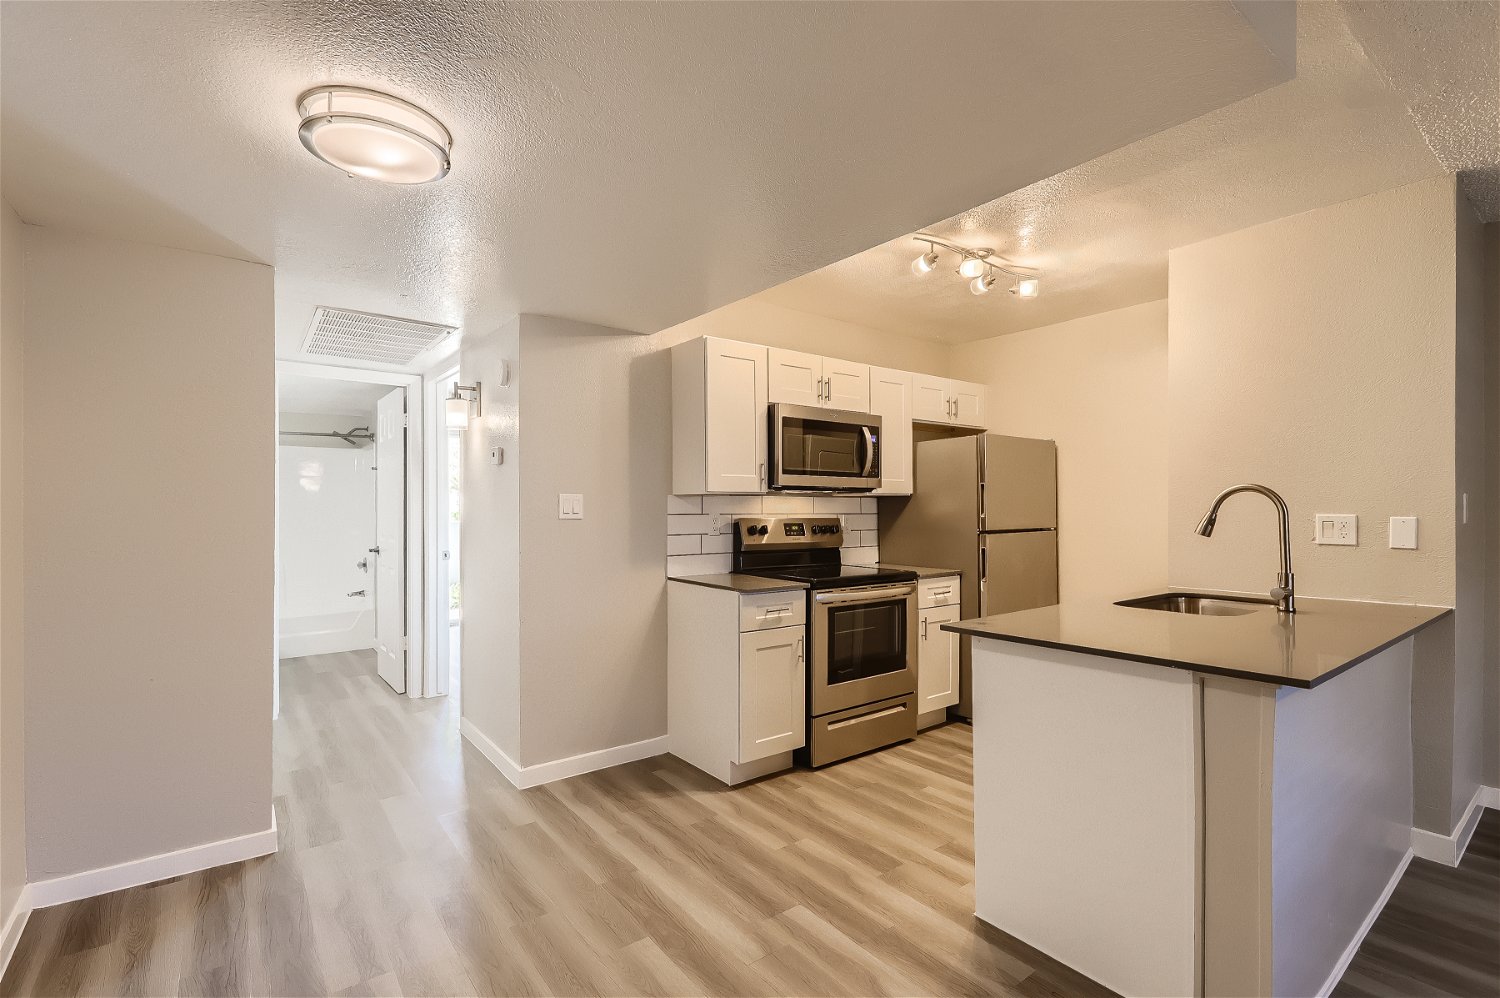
943 593 1452 688
669 574 809 594
879 564 962 580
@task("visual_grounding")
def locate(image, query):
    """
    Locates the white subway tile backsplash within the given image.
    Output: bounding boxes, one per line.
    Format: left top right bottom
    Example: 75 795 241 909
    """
667 514 713 535
813 497 863 515
701 532 733 554
860 497 879 513
667 534 702 556
667 495 703 514
843 547 879 566
843 513 878 531
701 496 764 515
858 530 879 547
762 495 815 515
667 553 732 578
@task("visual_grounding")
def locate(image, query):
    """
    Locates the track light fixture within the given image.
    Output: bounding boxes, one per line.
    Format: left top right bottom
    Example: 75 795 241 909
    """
910 232 1040 301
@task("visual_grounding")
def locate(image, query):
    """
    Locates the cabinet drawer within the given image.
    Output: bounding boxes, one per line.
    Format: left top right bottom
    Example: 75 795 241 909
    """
918 576 960 608
739 591 806 631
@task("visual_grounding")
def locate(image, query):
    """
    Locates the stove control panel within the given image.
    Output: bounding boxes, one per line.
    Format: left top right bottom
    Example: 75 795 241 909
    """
736 515 843 548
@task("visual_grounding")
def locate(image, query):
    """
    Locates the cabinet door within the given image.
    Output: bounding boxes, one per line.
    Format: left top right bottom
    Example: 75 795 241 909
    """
912 373 951 423
823 358 870 412
951 380 986 429
868 367 913 496
704 338 768 493
767 348 824 407
918 605 961 712
738 625 806 762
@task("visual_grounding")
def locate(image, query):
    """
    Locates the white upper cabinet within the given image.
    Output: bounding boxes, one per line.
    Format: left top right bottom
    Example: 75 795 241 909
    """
769 348 869 411
767 348 824 407
672 336 768 494
912 374 987 429
869 367 913 496
822 356 871 412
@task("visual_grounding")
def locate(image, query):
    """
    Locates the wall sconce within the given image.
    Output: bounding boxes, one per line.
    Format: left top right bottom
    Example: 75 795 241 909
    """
446 382 482 428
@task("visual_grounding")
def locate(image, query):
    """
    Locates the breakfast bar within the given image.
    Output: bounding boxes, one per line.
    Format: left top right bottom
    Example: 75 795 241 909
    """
945 595 1452 998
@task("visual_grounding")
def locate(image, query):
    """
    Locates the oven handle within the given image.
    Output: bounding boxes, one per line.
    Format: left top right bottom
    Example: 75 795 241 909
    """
813 584 916 604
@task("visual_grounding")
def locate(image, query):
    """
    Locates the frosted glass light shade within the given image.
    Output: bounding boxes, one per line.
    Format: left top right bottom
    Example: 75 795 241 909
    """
446 397 471 428
958 257 987 278
298 86 451 184
1016 278 1040 299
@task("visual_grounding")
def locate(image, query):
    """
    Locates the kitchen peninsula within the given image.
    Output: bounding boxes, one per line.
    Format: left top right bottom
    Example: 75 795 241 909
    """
945 595 1452 998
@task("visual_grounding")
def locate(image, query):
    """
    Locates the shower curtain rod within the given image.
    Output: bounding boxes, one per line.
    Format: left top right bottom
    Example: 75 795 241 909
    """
279 427 374 447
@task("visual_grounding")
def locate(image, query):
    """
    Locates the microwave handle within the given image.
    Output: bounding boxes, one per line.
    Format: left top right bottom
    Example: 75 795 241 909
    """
861 426 875 477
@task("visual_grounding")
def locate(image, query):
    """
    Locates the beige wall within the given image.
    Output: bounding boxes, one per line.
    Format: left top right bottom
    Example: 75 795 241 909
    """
951 300 1169 605
23 228 274 878
0 202 25 918
1168 175 1483 834
458 318 522 763
461 300 948 769
1168 177 1458 603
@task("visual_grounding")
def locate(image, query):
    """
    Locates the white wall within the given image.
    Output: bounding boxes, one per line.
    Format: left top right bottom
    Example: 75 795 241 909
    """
951 300 1169 604
460 300 948 772
23 227 274 879
0 202 26 923
458 318 522 765
276 413 376 658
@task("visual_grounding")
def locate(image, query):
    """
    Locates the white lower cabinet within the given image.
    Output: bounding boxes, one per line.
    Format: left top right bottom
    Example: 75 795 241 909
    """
668 582 807 784
917 576 962 724
738 626 806 761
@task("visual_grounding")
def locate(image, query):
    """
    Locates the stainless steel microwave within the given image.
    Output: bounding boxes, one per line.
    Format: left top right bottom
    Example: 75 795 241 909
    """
768 403 882 492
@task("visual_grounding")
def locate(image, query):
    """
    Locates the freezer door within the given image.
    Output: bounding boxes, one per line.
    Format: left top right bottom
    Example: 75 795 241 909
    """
980 530 1059 614
981 435 1057 531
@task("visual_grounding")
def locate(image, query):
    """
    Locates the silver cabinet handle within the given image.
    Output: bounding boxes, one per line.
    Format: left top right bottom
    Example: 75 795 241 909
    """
921 616 929 640
796 636 805 664
346 589 367 598
758 461 766 488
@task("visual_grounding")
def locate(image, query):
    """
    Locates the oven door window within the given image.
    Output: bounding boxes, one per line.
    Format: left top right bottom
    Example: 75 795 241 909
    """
780 416 873 479
824 598 907 685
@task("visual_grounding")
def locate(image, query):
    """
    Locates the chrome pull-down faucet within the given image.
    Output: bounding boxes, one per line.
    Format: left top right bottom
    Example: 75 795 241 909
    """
1194 484 1295 613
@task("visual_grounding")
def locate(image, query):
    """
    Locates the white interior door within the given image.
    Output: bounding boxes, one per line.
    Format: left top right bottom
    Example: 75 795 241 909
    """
374 388 406 693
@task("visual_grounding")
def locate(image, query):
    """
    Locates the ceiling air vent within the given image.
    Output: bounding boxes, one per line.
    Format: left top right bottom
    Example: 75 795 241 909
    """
302 307 456 365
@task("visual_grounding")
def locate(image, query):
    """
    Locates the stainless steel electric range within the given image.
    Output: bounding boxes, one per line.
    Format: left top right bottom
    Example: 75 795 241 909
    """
733 515 918 766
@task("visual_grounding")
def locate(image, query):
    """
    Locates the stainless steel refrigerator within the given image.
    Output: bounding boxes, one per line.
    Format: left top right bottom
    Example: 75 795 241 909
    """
877 433 1058 719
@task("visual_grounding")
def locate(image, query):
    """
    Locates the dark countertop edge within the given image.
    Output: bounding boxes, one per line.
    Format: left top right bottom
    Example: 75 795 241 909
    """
942 606 1454 690
879 564 962 580
668 575 809 594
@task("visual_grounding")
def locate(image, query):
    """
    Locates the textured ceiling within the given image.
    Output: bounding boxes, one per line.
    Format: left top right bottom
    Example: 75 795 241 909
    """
0 1 1293 369
758 1 1500 344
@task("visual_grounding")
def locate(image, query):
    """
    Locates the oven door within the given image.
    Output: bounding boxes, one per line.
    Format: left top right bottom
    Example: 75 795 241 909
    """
769 404 882 491
810 584 917 715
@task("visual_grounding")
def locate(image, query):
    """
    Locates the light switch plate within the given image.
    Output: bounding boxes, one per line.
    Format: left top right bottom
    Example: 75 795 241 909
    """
558 493 583 520
1314 514 1357 546
1389 516 1418 549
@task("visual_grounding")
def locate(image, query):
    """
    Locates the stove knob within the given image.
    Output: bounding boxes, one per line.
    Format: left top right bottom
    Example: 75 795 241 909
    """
757 524 770 536
811 525 824 534
831 524 840 533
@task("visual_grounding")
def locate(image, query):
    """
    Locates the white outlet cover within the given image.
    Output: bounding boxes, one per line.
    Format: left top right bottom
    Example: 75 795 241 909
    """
1314 514 1357 546
1389 516 1418 550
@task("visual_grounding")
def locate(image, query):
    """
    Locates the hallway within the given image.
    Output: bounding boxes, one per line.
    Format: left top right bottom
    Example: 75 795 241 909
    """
1 650 1106 997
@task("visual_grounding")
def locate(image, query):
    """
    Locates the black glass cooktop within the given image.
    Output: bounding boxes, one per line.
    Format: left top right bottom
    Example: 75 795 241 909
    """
743 564 918 590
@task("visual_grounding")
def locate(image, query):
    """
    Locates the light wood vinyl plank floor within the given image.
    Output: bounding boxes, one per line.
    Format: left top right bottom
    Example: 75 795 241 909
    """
4 649 1116 997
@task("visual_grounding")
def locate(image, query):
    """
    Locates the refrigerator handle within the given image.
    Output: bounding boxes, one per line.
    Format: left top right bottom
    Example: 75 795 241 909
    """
979 544 987 593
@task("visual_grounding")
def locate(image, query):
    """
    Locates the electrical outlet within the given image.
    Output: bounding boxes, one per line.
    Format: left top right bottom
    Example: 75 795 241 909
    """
1313 514 1357 546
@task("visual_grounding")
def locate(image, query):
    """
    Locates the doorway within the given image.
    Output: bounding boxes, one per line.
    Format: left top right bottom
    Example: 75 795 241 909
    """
275 361 429 714
432 369 463 701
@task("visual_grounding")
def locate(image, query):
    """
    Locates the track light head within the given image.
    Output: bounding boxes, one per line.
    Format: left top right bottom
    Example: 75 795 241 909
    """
958 257 987 279
911 249 940 275
1013 277 1040 299
969 273 996 295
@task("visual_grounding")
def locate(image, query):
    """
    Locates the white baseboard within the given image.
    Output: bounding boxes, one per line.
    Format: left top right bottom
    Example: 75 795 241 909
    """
0 892 31 982
1316 847 1413 998
27 813 278 910
1411 784 1496 867
460 718 668 789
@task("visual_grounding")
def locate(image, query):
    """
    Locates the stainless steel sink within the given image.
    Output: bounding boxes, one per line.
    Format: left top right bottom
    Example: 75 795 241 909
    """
1115 593 1272 616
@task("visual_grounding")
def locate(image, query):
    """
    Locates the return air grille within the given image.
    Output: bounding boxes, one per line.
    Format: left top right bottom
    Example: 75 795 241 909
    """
302 307 456 365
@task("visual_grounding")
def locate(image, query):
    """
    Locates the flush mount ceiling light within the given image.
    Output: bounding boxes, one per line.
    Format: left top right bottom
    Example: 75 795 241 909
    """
297 85 452 184
910 233 1040 300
